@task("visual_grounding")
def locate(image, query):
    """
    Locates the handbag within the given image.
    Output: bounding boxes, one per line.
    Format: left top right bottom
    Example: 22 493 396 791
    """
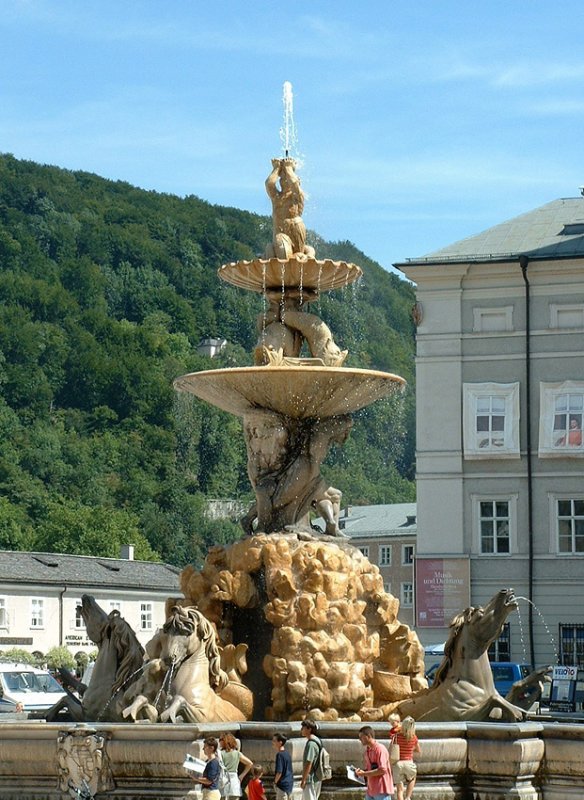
389 736 400 765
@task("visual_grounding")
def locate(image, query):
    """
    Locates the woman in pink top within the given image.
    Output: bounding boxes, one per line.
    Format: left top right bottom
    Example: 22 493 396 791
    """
393 717 421 800
356 725 394 800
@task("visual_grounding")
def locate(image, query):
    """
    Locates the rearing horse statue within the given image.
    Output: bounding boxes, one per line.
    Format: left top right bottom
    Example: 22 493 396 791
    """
45 595 145 722
396 588 526 722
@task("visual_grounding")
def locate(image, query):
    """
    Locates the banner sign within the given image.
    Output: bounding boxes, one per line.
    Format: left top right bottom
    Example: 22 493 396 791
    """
415 557 470 628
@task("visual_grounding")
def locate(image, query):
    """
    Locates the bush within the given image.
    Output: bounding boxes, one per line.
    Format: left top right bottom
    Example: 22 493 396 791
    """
0 647 37 665
45 645 76 671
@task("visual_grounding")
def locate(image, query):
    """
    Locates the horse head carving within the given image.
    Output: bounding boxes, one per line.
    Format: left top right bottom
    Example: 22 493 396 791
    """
160 605 229 693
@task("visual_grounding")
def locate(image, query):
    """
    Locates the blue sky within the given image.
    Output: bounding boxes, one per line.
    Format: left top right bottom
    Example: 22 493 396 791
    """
1 0 584 275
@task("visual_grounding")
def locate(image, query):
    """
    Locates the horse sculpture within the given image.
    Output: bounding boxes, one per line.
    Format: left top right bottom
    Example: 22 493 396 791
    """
397 588 526 722
45 595 145 723
122 605 253 723
80 595 146 721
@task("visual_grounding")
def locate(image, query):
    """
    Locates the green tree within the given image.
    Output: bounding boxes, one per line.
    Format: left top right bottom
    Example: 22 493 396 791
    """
34 501 158 560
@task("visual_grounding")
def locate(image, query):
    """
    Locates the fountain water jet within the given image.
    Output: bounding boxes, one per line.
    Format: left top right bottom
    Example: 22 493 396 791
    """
280 80 296 158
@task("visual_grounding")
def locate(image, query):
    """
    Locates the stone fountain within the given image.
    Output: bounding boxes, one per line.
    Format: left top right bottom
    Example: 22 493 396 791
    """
172 155 426 722
2 106 579 800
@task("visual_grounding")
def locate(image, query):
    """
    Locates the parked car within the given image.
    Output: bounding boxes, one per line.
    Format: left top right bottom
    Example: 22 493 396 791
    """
425 656 531 696
0 662 66 713
490 662 531 696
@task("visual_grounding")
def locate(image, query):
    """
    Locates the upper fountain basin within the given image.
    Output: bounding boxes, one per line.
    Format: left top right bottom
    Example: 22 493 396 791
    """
174 366 405 419
218 257 362 294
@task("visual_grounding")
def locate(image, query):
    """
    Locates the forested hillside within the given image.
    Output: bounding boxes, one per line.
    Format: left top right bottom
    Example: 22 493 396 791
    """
0 153 416 567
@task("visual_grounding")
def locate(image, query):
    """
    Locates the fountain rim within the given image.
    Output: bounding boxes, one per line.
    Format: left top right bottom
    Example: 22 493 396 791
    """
217 257 363 294
174 364 406 384
173 365 406 419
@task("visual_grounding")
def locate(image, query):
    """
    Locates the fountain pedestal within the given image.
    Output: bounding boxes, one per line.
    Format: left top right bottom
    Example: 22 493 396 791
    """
180 533 425 721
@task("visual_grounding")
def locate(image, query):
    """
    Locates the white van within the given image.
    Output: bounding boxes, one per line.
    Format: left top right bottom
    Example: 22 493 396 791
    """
0 662 66 713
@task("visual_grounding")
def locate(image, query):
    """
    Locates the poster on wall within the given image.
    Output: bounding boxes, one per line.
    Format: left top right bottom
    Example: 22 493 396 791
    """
415 557 470 628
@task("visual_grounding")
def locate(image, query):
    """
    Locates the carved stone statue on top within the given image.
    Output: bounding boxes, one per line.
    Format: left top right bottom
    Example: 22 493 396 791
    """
265 158 316 260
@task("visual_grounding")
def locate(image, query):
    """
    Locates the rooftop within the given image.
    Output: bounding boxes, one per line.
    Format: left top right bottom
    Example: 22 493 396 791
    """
0 550 181 591
398 197 584 266
339 503 417 539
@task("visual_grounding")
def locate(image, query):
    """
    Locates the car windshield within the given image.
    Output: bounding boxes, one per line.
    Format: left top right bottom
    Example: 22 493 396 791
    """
2 670 63 693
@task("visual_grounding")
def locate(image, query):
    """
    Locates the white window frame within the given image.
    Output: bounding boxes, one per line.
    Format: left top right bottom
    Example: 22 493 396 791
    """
472 494 517 556
109 601 122 613
473 306 514 333
400 582 413 608
74 598 84 630
463 382 520 459
539 381 584 458
383 581 392 595
140 602 153 631
359 546 370 559
379 545 392 566
550 495 584 555
30 597 44 629
550 303 584 330
402 544 415 565
0 597 7 629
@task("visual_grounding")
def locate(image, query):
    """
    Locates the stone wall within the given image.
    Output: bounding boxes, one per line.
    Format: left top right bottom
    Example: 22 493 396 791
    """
0 720 582 800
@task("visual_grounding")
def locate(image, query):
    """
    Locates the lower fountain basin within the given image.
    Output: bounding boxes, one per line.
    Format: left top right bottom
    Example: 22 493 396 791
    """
174 366 405 418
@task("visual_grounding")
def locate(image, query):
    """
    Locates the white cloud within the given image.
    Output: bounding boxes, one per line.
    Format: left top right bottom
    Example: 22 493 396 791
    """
493 62 584 88
523 99 584 115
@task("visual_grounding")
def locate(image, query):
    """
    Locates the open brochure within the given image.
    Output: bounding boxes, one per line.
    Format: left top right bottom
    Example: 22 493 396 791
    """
183 754 207 774
346 765 366 785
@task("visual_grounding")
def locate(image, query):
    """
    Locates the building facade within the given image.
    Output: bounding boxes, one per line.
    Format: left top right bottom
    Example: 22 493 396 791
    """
398 198 584 667
0 549 181 661
342 503 417 627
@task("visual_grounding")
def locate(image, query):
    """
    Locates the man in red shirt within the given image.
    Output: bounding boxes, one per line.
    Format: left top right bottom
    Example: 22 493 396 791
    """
355 726 394 800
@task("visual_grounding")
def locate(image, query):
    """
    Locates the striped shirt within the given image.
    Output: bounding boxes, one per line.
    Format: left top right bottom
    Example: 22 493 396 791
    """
394 733 418 762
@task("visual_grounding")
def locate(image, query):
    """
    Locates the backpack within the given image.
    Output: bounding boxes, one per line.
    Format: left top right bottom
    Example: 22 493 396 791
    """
216 753 230 796
313 738 332 782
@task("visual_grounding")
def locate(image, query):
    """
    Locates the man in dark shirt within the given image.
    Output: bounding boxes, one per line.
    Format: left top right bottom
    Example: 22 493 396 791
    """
190 737 222 799
272 733 294 800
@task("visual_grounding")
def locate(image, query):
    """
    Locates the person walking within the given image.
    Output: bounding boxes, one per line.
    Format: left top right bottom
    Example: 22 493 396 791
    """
190 736 222 800
355 725 394 800
393 716 421 800
300 719 322 800
272 733 294 800
218 733 253 800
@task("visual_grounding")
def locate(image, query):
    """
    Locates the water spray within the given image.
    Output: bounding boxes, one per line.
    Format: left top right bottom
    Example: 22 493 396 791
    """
280 81 296 158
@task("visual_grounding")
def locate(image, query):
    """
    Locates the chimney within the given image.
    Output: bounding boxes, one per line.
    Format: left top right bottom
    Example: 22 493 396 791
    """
120 544 135 561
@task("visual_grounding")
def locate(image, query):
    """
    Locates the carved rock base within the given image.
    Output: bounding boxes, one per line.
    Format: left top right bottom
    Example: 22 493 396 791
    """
179 532 425 721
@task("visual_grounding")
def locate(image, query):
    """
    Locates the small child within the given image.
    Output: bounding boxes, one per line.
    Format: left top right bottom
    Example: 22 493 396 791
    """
246 765 267 800
388 712 401 764
388 712 401 738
